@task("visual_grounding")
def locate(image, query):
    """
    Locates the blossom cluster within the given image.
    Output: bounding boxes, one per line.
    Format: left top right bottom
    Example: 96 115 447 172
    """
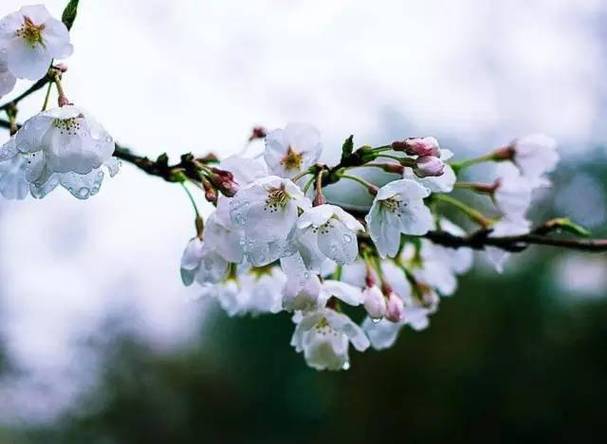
0 4 564 371
180 123 559 371
0 5 119 199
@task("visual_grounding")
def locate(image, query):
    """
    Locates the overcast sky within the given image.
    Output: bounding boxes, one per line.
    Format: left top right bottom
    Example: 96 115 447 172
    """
0 0 606 423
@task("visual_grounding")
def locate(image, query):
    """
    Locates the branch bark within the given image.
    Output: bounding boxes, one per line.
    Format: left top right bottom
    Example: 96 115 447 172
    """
424 230 607 253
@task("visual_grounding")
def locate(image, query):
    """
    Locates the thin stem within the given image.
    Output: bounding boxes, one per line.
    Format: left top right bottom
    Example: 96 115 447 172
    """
6 107 18 136
180 182 200 218
376 153 405 162
450 153 495 173
41 82 53 111
434 194 493 228
52 73 70 106
338 174 378 195
372 145 393 152
292 169 313 183
303 176 315 194
454 181 497 194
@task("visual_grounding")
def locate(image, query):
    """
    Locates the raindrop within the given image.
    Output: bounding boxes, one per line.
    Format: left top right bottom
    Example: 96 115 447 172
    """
78 187 90 198
343 233 353 243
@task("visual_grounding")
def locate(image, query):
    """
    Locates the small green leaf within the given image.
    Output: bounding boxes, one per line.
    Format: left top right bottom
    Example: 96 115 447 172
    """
62 0 80 31
340 135 354 163
541 217 591 237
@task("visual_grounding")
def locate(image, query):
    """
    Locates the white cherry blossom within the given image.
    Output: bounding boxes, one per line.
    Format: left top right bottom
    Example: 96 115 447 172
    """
414 219 474 279
203 268 286 317
229 176 310 243
509 134 558 186
203 210 244 264
0 50 16 98
281 252 364 312
486 216 531 273
218 155 267 187
15 106 115 176
366 179 433 257
493 162 533 218
297 204 364 265
0 130 119 200
0 138 28 199
264 123 322 178
180 237 229 287
290 308 369 371
0 5 73 80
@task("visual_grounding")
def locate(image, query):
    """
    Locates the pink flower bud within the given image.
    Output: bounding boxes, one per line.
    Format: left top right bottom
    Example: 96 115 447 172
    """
413 156 445 178
249 126 267 141
393 137 440 157
385 292 405 323
209 167 239 197
363 285 386 320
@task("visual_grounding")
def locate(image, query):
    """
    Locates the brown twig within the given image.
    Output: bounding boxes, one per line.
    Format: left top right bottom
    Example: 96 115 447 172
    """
424 230 607 253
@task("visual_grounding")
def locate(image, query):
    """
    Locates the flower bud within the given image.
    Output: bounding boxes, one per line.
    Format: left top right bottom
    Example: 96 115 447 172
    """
413 155 445 178
249 126 267 141
491 145 515 161
385 292 405 323
209 167 239 197
381 163 405 174
392 137 440 157
202 179 217 203
363 285 387 320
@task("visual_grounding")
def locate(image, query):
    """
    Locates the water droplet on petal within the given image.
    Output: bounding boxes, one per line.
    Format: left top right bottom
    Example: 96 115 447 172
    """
371 317 382 324
342 362 350 370
78 187 90 198
343 233 353 243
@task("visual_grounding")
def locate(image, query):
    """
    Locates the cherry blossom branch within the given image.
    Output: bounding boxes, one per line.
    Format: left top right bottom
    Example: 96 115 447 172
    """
424 230 607 253
113 145 218 183
2 116 607 254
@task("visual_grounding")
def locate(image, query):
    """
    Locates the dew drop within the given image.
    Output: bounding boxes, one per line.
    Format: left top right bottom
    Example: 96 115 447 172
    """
78 187 90 198
343 233 353 243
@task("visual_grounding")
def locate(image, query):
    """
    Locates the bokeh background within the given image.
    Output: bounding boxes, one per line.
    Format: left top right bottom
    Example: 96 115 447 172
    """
1 0 607 442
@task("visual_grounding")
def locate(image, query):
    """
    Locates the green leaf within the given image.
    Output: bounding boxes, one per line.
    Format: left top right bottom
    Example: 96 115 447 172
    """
340 135 354 163
541 217 591 237
62 0 80 31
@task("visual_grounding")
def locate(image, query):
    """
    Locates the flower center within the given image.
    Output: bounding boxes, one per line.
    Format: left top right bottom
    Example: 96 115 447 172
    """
381 196 407 214
264 184 291 213
16 16 45 47
53 117 82 136
280 146 303 171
